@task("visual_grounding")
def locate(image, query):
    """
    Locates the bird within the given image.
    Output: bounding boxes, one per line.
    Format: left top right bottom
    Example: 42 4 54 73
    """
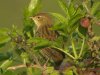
30 13 65 69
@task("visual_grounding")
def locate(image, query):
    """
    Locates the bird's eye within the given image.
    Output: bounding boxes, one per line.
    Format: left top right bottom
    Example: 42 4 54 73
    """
37 16 41 19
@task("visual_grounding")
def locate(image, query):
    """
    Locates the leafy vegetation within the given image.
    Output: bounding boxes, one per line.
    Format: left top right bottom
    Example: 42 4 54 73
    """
0 0 100 75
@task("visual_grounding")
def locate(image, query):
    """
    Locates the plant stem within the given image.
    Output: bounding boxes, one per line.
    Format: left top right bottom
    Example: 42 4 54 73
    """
27 67 33 75
7 64 43 70
82 1 90 15
71 38 78 59
78 38 85 58
21 52 33 75
52 46 75 59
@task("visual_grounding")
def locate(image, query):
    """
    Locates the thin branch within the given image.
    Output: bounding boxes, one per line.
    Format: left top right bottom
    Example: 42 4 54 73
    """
7 64 26 70
82 1 91 15
7 64 42 70
7 58 49 71
79 38 85 58
33 55 41 67
43 58 49 70
43 58 49 67
71 38 78 59
52 46 75 59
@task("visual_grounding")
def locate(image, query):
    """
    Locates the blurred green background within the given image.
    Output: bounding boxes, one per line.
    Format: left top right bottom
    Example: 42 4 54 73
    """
0 0 99 35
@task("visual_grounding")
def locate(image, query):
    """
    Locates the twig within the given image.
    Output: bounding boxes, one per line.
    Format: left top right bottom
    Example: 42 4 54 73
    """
43 58 49 70
79 38 85 58
7 64 26 70
71 38 78 59
7 64 42 70
52 46 75 59
41 59 49 75
33 55 41 67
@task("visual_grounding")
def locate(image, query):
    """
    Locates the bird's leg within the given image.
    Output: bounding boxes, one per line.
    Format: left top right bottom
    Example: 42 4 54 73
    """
43 58 49 70
33 55 42 68
41 58 49 75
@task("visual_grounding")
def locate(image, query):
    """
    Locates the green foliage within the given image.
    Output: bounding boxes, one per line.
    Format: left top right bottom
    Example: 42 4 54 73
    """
68 14 83 33
50 70 59 75
0 59 13 71
27 68 42 75
91 1 100 15
0 0 100 75
0 52 12 61
2 70 16 75
23 0 42 38
56 0 70 19
0 28 11 48
68 2 76 17
28 37 52 50
50 0 84 35
95 11 100 19
78 25 88 38
50 12 67 22
63 69 73 75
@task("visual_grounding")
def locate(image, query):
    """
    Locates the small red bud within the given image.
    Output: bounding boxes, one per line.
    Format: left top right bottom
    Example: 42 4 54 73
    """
80 17 90 28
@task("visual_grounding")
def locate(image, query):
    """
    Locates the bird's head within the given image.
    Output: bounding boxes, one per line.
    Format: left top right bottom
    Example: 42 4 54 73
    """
30 13 52 28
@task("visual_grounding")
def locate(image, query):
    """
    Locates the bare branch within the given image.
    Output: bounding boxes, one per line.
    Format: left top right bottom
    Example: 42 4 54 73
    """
7 64 42 70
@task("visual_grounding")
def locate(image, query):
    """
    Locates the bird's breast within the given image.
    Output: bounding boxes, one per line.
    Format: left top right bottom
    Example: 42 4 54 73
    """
36 25 58 41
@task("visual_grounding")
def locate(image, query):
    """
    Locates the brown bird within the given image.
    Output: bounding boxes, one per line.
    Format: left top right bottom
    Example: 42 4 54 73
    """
30 13 65 69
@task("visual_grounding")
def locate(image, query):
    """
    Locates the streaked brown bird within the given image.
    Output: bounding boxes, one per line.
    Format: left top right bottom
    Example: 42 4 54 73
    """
30 13 65 69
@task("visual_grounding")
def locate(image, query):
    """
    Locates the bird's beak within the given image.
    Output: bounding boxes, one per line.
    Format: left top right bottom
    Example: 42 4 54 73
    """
29 17 33 19
30 17 36 21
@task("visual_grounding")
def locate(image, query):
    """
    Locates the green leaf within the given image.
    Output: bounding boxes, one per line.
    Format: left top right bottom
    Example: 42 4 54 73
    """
45 67 54 73
54 36 66 48
56 0 70 19
23 0 42 37
49 12 67 23
27 67 33 75
28 37 48 43
27 68 42 75
72 67 78 75
58 31 68 38
0 43 6 48
28 0 42 15
91 1 100 15
24 0 42 18
77 25 87 38
0 36 10 46
68 14 82 33
3 70 16 75
0 28 8 35
0 59 13 70
91 36 100 41
94 11 100 19
0 70 16 75
68 2 76 17
49 13 69 33
51 22 65 31
50 70 60 75
34 41 51 50
0 29 10 48
69 14 82 27
0 53 11 61
63 68 73 75
28 37 51 50
75 5 85 16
